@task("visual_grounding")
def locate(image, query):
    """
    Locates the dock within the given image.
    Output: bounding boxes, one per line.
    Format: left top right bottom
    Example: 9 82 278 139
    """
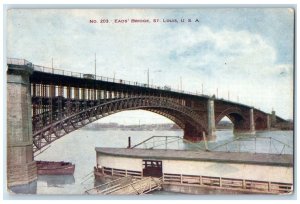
85 176 162 195
94 147 293 194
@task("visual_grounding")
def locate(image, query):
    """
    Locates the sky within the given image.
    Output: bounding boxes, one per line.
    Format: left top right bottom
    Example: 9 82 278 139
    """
6 8 294 124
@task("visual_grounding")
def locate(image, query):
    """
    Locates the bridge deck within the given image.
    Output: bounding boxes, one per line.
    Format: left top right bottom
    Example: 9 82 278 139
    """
95 147 293 167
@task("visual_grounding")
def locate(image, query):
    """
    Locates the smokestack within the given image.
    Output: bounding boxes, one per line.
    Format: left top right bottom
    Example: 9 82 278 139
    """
127 137 131 148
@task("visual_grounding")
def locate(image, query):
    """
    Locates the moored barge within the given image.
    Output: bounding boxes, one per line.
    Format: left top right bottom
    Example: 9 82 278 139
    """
36 161 75 175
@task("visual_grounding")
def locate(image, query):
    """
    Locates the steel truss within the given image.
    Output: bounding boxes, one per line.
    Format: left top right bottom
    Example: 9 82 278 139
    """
32 96 205 152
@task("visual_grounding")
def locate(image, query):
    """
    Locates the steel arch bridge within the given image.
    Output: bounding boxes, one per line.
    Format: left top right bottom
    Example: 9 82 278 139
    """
6 58 292 189
7 58 287 153
31 96 206 152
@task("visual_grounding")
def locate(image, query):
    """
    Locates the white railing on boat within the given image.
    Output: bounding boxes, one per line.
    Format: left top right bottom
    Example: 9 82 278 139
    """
96 166 292 194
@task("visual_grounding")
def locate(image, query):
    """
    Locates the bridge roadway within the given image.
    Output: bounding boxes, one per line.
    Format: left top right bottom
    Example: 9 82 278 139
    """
6 58 287 188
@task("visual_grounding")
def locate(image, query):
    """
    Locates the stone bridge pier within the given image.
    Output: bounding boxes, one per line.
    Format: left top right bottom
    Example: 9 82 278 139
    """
7 64 37 187
233 108 256 134
183 99 259 141
183 98 216 141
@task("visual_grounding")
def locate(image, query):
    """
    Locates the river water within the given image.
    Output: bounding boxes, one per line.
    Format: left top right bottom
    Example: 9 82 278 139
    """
11 128 293 195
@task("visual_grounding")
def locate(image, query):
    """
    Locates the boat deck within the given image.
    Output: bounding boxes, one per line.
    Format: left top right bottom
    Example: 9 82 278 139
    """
85 176 162 195
95 147 293 167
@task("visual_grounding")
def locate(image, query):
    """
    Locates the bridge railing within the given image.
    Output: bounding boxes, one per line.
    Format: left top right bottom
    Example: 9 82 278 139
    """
7 58 32 66
6 57 225 100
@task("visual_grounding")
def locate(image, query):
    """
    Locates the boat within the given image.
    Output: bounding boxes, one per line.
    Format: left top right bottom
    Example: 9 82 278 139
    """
93 136 293 195
36 161 75 175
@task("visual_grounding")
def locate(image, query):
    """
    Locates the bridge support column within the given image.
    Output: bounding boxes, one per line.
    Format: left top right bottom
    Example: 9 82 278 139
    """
267 115 271 130
7 64 37 188
233 108 256 135
183 123 203 142
249 108 255 134
271 110 277 128
207 99 216 137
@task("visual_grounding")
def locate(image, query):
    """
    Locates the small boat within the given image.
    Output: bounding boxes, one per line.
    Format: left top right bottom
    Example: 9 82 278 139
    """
36 161 75 175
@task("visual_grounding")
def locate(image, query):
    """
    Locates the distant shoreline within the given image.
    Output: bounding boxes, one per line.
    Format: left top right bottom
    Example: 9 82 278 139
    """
83 122 235 131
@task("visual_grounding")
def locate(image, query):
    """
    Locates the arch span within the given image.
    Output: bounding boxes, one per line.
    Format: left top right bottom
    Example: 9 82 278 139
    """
215 107 248 132
216 116 233 130
143 107 206 131
143 108 207 139
142 108 186 129
32 96 205 152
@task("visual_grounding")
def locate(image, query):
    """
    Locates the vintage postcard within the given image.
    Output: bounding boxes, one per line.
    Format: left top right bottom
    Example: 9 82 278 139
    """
5 7 294 196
